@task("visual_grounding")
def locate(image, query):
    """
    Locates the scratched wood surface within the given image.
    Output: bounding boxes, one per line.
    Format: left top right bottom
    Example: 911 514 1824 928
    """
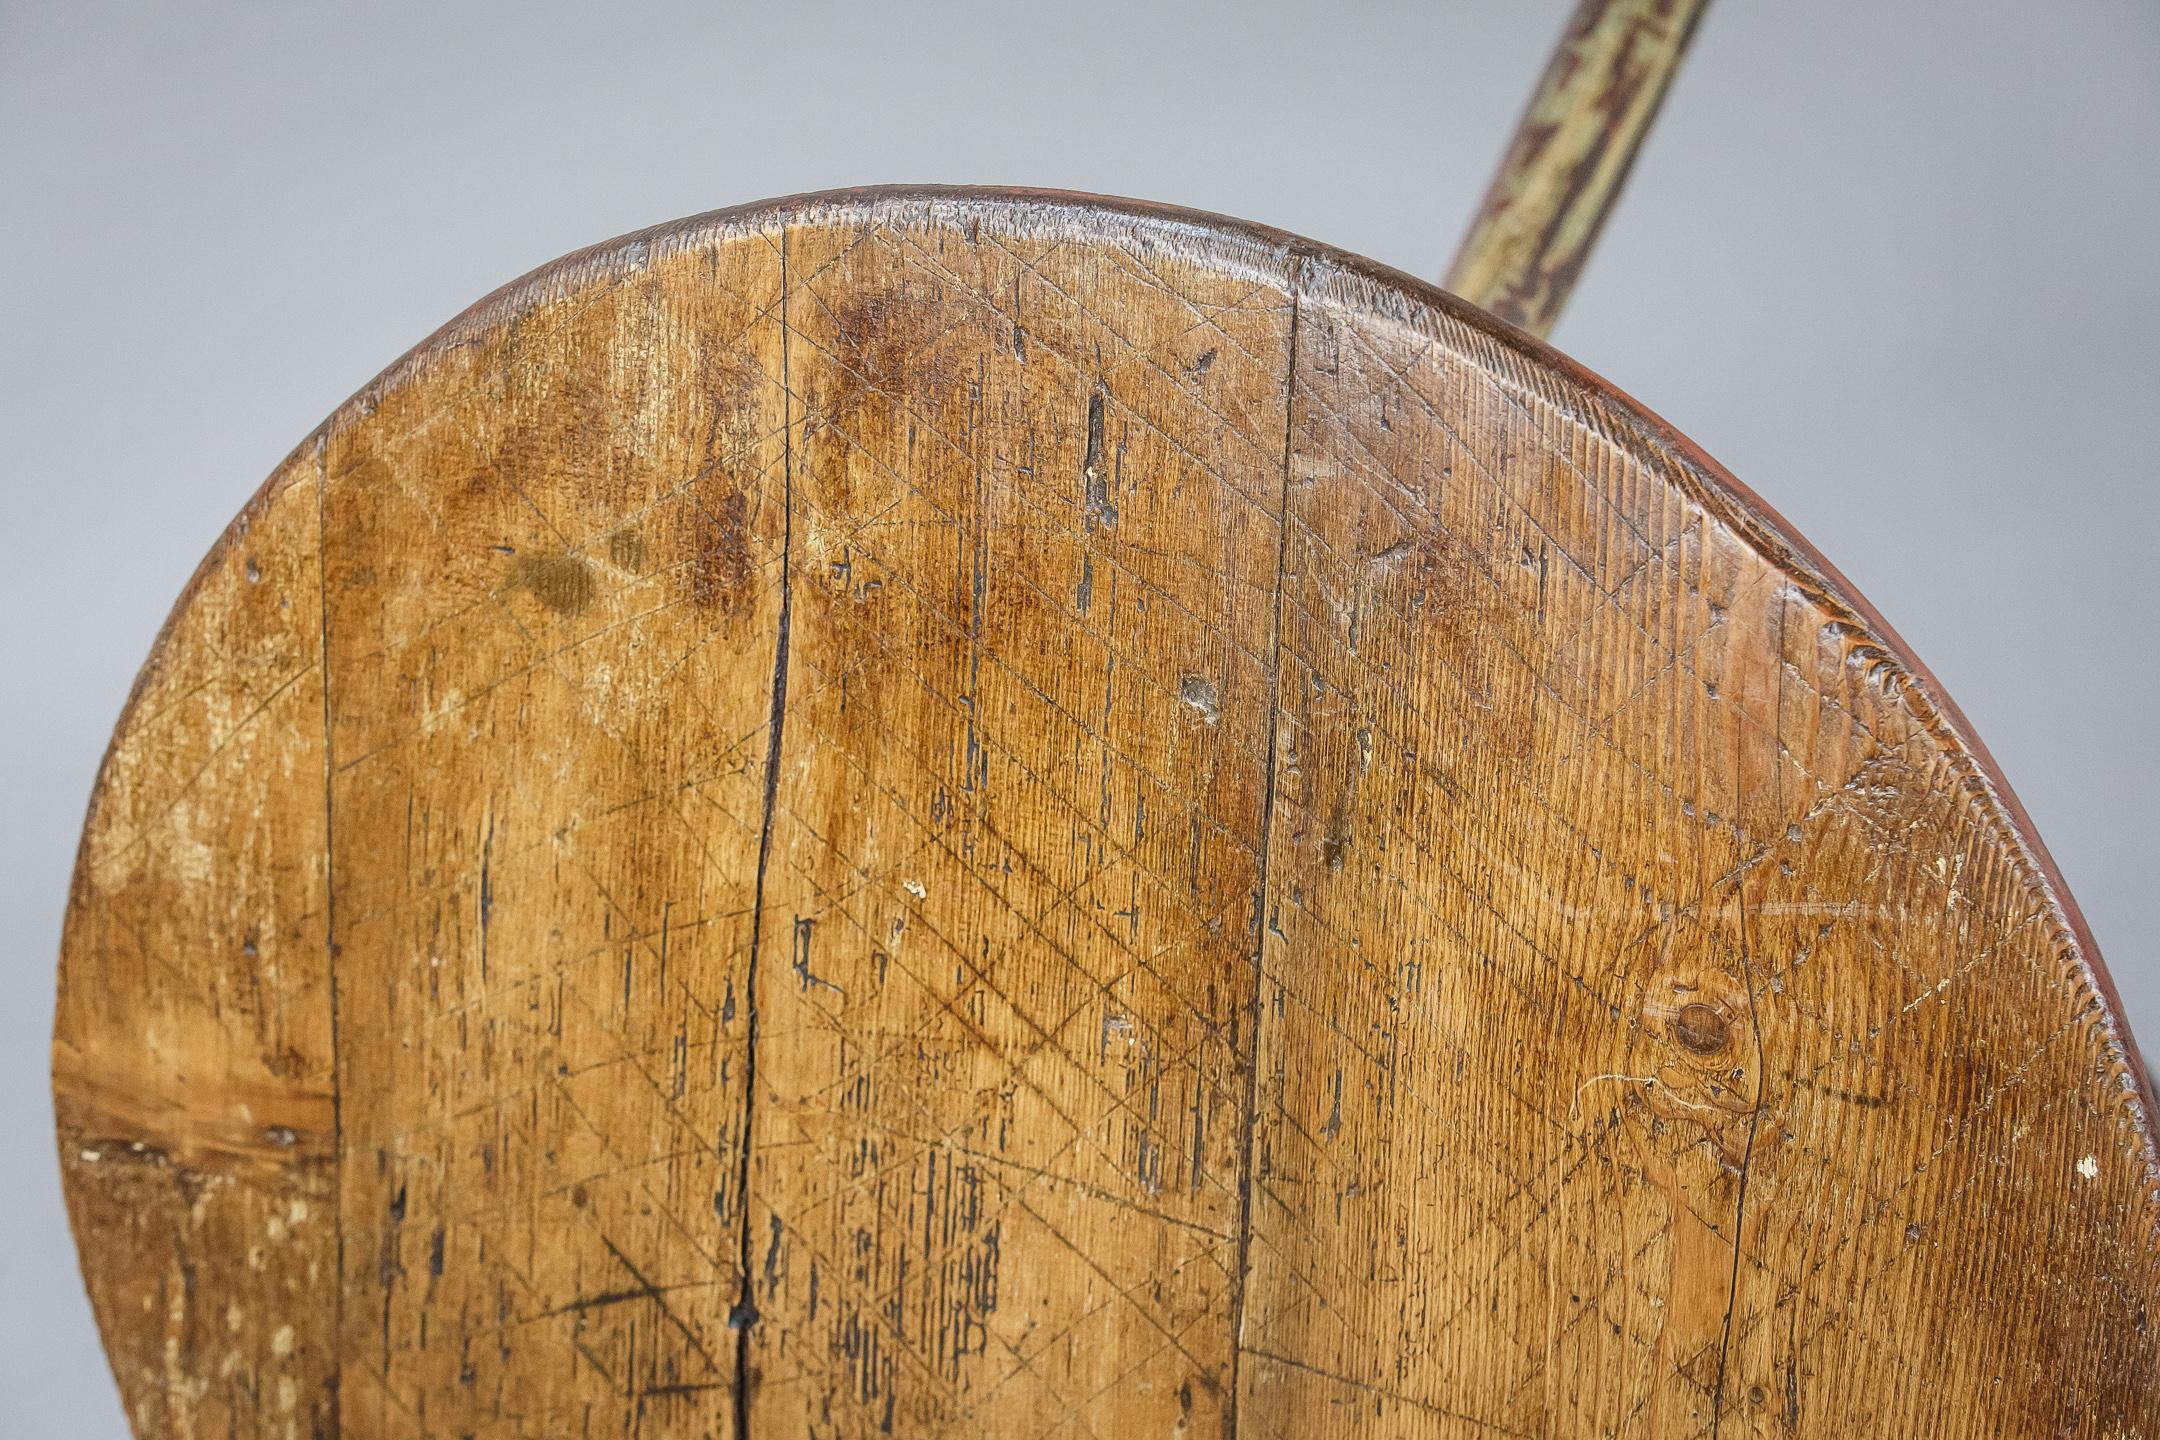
56 189 2160 1438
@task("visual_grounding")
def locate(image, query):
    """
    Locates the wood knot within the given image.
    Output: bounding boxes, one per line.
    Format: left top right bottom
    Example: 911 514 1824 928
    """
1673 1002 1731 1056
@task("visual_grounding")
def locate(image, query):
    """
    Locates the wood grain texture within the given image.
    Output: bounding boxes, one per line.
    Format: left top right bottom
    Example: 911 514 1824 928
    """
57 189 2160 1438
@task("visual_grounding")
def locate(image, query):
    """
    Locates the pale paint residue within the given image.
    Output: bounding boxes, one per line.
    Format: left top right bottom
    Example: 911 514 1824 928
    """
2078 1154 2100 1181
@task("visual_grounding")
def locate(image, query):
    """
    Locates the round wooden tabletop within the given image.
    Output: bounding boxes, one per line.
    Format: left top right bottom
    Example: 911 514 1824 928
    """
54 188 2160 1437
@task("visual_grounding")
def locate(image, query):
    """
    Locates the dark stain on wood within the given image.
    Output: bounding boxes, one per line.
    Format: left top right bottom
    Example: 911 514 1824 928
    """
607 525 646 571
510 550 597 616
690 488 754 611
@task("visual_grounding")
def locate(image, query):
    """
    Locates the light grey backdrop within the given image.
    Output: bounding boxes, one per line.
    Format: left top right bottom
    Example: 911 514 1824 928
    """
4 2 2155 1432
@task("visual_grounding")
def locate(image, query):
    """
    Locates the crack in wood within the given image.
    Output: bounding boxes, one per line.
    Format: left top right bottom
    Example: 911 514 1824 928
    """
731 223 795 1440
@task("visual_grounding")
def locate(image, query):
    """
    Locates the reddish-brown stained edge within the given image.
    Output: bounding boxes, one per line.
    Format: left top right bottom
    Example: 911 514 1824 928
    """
61 184 2158 1231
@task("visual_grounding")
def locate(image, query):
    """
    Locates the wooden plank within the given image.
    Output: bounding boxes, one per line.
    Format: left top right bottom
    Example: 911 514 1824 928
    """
1237 257 2160 1434
53 451 338 1439
319 223 789 1436
739 200 1293 1437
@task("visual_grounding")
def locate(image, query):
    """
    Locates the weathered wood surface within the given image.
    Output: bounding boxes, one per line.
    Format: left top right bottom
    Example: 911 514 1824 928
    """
56 189 2160 1438
1446 0 1712 337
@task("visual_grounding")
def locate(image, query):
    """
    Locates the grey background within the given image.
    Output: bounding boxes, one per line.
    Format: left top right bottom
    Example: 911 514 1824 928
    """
3 1 2155 1431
